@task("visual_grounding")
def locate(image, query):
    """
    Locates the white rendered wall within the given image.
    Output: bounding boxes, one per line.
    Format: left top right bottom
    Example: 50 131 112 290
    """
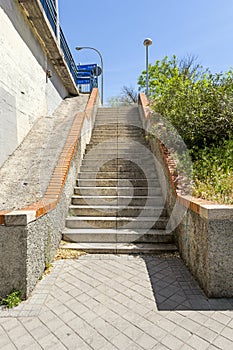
0 1 68 167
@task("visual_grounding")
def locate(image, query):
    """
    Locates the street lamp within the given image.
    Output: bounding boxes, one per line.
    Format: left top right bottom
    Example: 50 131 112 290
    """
76 46 104 105
143 38 152 97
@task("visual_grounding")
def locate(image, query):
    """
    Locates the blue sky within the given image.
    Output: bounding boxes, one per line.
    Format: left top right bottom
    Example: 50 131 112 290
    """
59 0 233 104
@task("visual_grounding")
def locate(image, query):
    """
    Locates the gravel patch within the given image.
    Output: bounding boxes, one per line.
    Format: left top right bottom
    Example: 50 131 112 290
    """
0 94 89 211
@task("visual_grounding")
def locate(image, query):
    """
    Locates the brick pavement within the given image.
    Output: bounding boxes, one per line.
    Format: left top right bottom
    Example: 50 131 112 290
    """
1 254 233 349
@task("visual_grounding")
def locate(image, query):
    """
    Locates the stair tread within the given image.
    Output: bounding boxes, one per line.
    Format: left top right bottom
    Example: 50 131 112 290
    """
60 242 177 252
74 186 160 190
71 195 162 199
63 228 172 234
78 177 158 180
69 205 165 209
66 216 168 221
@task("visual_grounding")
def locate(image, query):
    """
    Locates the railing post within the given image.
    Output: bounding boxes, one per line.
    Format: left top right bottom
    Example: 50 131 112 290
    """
55 0 60 45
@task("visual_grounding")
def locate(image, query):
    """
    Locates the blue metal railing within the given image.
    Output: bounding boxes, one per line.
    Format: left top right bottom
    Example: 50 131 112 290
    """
60 29 78 83
39 0 78 84
40 0 57 35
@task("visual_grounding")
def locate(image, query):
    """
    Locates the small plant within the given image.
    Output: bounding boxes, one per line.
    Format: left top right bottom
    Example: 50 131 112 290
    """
0 290 22 309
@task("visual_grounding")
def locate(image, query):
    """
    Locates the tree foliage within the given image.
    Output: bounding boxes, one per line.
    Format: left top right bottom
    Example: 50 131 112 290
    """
138 55 233 149
138 55 233 203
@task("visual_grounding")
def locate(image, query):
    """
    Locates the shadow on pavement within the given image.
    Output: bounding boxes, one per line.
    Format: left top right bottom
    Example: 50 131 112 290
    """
143 255 233 311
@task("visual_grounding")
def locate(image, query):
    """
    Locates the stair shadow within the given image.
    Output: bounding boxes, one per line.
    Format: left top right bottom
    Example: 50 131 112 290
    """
143 255 233 311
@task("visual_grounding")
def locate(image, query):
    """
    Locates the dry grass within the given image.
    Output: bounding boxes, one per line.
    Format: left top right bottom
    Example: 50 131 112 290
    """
39 242 86 279
53 240 87 260
54 248 86 260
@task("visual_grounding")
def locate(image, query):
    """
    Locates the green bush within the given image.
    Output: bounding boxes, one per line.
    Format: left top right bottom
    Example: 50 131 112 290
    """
138 55 233 149
192 140 233 203
0 290 22 308
138 55 233 203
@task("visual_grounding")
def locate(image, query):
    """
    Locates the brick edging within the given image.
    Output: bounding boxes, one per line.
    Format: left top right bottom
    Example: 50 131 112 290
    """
138 93 233 219
0 88 99 226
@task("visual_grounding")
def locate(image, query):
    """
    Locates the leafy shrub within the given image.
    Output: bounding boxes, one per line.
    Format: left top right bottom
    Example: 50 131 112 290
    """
192 139 233 203
0 290 22 308
138 55 233 149
138 55 233 203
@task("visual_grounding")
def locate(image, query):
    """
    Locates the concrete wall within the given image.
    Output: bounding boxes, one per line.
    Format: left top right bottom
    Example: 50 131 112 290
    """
0 89 100 299
0 0 69 167
138 93 233 297
177 202 233 297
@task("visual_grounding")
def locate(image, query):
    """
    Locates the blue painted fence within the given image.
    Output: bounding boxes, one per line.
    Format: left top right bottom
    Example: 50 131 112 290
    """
39 0 79 86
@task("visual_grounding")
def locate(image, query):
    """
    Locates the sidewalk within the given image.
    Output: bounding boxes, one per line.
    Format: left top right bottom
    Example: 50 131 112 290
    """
1 254 233 350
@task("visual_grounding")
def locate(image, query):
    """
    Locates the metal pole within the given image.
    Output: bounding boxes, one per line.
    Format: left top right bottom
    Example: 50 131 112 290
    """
76 47 104 105
143 38 152 98
146 45 149 97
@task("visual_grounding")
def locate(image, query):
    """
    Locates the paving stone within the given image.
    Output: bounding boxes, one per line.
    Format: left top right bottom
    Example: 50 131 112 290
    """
123 324 144 340
203 318 226 333
213 334 233 350
81 310 99 323
156 318 177 332
7 325 28 341
28 324 51 340
111 332 141 350
178 345 195 350
194 326 218 343
160 333 185 350
1 319 21 332
220 326 233 341
136 332 158 349
57 309 77 323
187 334 210 350
12 333 37 350
151 343 170 350
1 344 17 350
91 317 120 340
0 333 12 348
24 343 42 350
170 325 192 342
0 255 233 349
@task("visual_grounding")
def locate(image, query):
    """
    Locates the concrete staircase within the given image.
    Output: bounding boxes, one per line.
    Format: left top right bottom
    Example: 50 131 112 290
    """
62 106 177 254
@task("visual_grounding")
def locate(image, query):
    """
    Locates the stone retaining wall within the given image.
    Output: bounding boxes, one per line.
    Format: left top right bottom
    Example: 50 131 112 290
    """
0 88 100 299
138 93 233 297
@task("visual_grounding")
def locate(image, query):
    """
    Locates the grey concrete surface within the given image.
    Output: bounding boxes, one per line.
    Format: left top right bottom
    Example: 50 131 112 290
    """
1 254 233 349
0 95 88 211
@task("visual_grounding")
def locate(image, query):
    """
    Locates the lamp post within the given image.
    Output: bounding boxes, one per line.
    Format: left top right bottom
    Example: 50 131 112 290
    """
143 38 152 97
76 46 104 104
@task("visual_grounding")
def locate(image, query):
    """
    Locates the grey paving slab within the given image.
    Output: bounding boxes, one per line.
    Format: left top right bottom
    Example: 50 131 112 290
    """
0 254 233 349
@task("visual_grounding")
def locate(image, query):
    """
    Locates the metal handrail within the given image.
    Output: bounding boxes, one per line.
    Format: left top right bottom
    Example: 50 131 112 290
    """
39 0 78 83
40 0 57 35
60 28 78 83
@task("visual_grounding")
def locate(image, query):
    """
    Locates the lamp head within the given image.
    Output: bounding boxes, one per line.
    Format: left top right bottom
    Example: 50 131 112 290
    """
75 47 83 51
143 38 152 46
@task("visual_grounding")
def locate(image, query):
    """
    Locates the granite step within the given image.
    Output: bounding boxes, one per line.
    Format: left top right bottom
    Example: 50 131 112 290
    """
68 205 167 217
65 216 168 230
60 242 177 254
63 228 174 243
